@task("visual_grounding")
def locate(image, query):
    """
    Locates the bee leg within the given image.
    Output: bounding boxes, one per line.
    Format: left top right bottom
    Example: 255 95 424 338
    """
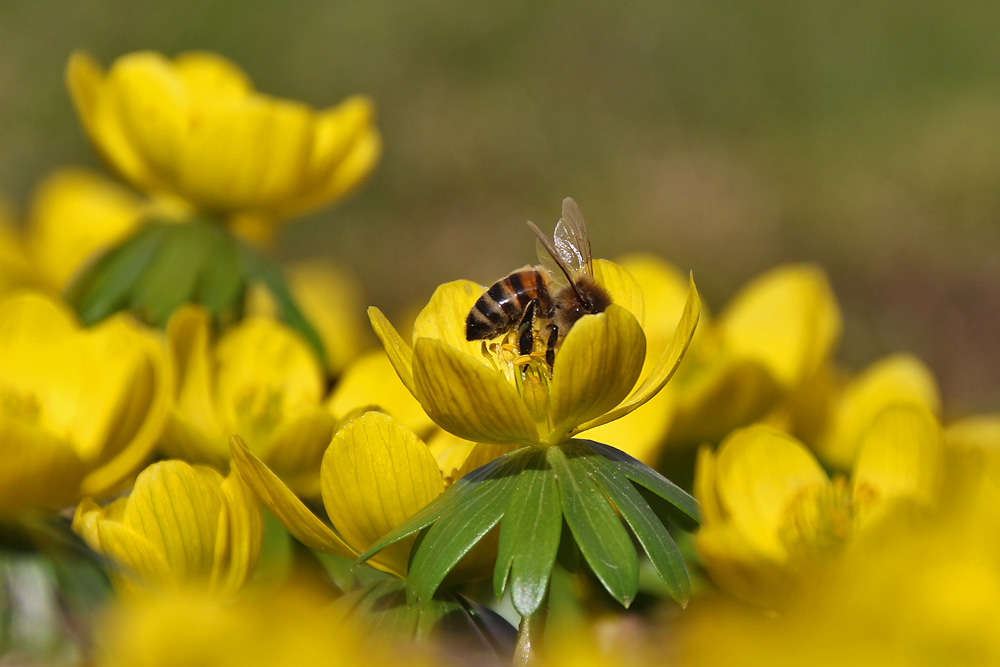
545 324 558 367
517 300 538 357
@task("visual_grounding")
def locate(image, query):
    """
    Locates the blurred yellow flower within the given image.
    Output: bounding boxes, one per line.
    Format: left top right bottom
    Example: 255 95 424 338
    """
230 411 493 579
668 263 841 446
680 433 1000 667
694 403 942 608
0 291 168 515
67 50 380 237
368 261 700 448
161 306 335 497
73 460 261 598
23 167 144 291
92 582 432 667
814 353 940 470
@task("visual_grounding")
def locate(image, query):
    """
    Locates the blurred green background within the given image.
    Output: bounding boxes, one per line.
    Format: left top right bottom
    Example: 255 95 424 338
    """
1 0 998 413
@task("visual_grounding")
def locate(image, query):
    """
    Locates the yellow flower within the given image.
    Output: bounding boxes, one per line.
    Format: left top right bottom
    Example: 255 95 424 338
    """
73 460 261 597
0 291 168 515
694 403 942 608
368 262 700 448
680 433 1000 667
67 50 380 235
230 411 493 579
161 306 335 497
23 167 143 291
668 264 841 446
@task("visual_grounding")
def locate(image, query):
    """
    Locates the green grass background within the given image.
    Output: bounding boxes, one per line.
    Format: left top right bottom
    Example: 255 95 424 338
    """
1 0 998 412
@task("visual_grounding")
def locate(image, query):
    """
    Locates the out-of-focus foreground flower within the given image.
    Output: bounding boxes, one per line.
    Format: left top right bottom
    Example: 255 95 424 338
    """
679 414 1000 666
161 306 335 497
67 50 380 239
73 460 261 597
0 291 168 515
694 404 942 608
92 582 435 667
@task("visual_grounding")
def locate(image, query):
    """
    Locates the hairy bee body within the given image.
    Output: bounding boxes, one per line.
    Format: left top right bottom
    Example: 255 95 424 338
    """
465 267 554 342
465 198 612 365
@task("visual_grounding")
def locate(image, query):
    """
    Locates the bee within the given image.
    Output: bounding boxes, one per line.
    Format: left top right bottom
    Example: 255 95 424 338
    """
465 197 612 367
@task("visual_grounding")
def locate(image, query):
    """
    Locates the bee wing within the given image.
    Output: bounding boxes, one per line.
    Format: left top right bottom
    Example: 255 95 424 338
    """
527 197 595 287
553 197 594 276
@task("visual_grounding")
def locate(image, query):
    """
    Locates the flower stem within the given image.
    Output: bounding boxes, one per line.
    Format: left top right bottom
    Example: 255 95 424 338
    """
513 603 548 667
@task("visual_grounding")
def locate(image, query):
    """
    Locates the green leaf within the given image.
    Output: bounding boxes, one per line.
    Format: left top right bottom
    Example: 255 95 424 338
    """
66 224 170 325
241 244 326 367
192 223 246 321
548 446 638 608
355 452 512 566
494 448 562 617
128 223 211 326
583 440 700 529
570 442 690 605
406 451 530 604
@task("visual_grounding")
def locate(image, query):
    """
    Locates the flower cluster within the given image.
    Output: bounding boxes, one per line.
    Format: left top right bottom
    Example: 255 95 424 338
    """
1 47 998 667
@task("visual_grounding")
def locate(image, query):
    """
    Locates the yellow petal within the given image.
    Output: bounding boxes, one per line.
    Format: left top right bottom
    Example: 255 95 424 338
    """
0 419 85 514
412 338 539 445
321 412 444 576
24 168 142 290
106 52 185 191
368 306 417 397
282 260 369 376
946 415 1000 452
411 280 485 360
614 254 692 359
66 52 154 190
551 305 645 442
213 316 326 459
172 51 252 99
95 519 174 591
177 97 314 212
212 470 262 598
719 264 841 389
576 274 701 432
229 435 354 558
714 425 829 559
121 461 224 578
327 350 434 437
592 259 645 327
273 96 382 219
583 386 673 464
817 353 940 470
852 404 942 526
80 316 170 497
161 306 227 464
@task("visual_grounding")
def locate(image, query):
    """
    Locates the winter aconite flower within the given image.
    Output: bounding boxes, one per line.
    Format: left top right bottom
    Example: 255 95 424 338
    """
368 263 700 448
0 291 168 515
67 50 380 236
161 306 335 497
694 404 943 608
73 460 261 598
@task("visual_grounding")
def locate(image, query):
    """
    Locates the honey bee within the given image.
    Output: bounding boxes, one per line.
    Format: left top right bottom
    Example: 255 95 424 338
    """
465 197 612 367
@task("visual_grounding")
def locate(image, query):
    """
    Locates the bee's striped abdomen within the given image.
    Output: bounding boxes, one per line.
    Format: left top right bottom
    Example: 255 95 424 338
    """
465 269 550 341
